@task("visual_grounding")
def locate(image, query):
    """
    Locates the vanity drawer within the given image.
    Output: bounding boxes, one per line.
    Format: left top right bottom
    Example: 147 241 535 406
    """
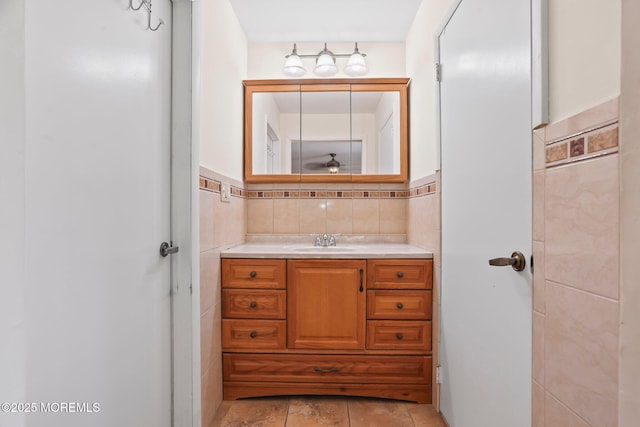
223 289 286 319
367 321 432 351
223 353 431 384
367 260 433 289
222 259 286 289
367 290 432 320
222 319 286 350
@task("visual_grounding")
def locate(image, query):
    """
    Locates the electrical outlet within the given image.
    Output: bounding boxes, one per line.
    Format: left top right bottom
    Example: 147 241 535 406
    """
220 182 231 203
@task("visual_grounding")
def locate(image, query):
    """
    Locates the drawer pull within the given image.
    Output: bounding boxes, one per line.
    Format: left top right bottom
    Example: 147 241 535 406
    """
397 271 404 278
396 302 404 309
249 301 257 308
249 331 257 339
314 367 339 374
249 271 257 278
396 333 404 340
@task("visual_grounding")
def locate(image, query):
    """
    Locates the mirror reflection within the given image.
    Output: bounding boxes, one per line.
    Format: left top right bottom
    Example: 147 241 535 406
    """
250 90 401 176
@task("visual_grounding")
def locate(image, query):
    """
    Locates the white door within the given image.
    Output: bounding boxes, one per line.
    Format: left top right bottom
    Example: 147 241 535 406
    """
19 1 173 426
438 0 532 426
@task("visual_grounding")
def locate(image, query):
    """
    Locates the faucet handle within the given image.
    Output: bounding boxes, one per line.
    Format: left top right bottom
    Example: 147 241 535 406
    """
310 233 323 246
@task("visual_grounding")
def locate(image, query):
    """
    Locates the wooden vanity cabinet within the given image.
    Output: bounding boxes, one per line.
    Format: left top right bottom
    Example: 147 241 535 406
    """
221 257 433 403
288 259 366 350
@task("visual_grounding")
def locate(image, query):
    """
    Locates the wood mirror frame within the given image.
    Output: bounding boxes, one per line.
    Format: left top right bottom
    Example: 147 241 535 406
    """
244 78 410 183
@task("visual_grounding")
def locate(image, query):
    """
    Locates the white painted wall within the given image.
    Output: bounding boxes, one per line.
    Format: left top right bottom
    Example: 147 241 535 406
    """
375 92 400 174
548 0 621 122
247 42 406 79
405 0 455 180
0 1 26 425
199 0 247 182
251 93 282 174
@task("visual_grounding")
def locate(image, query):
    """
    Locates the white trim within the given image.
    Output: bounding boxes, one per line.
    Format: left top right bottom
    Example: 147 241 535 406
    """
434 0 464 172
170 0 197 426
532 0 549 128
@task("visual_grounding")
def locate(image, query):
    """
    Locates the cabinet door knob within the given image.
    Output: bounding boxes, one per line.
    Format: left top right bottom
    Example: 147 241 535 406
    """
397 271 404 278
396 302 404 309
249 271 257 278
250 301 257 308
249 331 257 339
396 333 404 340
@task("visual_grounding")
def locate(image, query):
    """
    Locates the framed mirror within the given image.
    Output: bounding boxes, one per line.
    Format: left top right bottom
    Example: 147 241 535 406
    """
244 78 409 183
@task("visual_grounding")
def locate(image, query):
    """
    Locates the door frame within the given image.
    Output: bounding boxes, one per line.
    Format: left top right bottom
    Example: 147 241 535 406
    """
170 0 197 425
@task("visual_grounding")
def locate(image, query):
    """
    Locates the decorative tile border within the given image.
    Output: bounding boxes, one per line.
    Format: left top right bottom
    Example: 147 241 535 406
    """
545 122 619 168
199 177 436 199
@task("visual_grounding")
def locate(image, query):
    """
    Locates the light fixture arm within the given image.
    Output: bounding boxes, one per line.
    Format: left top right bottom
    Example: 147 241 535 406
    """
285 42 367 59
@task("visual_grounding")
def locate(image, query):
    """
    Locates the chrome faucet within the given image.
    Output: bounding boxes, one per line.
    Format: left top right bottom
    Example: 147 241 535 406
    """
312 233 339 247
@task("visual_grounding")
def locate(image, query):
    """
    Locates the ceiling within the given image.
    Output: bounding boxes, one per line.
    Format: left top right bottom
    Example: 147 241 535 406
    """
229 0 424 43
272 91 385 114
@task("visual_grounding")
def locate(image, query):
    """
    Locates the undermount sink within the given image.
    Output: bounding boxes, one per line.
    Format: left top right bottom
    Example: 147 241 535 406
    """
293 246 357 252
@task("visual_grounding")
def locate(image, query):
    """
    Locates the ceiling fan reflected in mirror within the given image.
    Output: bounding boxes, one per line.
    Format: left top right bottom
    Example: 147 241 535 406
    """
302 153 341 174
326 153 340 174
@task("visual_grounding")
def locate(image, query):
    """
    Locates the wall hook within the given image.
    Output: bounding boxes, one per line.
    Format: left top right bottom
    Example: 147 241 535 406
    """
129 0 164 32
129 0 145 11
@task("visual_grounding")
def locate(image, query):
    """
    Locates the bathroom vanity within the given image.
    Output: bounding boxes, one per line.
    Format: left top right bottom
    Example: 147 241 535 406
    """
220 243 433 403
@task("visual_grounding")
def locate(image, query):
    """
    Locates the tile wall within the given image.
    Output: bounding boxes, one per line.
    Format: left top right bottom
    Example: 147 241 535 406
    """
407 172 441 408
532 98 620 427
199 167 247 427
244 182 436 237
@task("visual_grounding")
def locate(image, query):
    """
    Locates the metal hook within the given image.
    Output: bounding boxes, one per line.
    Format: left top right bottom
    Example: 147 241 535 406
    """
143 0 164 31
129 0 145 11
130 0 164 31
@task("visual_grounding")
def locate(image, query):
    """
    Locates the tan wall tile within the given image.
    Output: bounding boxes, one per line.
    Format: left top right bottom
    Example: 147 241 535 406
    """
534 132 546 171
532 241 545 314
545 155 619 299
247 199 274 234
545 282 619 427
201 350 223 427
200 190 215 252
352 199 380 234
379 199 406 234
326 199 353 234
532 381 545 427
200 249 220 314
407 194 438 250
200 306 215 387
273 199 300 234
299 198 327 233
532 312 545 384
544 97 619 143
533 171 545 241
545 393 590 427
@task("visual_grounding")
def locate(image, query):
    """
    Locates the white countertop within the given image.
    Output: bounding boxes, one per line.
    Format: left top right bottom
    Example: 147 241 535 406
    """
220 242 433 259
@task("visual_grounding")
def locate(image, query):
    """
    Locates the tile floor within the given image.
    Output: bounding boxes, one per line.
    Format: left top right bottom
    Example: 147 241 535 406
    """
210 396 447 427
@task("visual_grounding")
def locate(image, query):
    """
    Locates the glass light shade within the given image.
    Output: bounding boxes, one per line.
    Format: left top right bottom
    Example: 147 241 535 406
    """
344 52 368 76
326 153 340 174
283 54 306 77
314 53 338 77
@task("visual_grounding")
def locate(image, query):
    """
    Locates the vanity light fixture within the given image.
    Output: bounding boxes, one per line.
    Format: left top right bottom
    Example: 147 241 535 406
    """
326 153 340 174
283 43 368 77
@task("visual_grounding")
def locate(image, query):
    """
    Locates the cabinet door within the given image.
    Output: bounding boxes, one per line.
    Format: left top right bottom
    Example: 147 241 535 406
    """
288 260 366 350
